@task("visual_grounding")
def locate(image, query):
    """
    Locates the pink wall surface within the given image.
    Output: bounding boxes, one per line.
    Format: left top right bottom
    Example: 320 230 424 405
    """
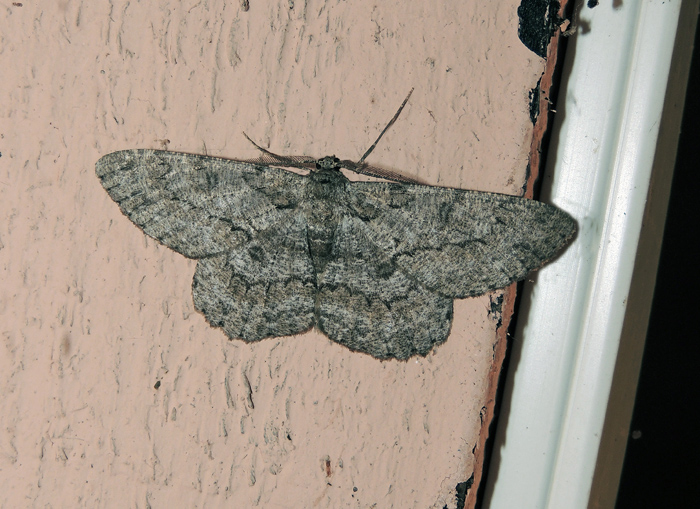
0 1 557 507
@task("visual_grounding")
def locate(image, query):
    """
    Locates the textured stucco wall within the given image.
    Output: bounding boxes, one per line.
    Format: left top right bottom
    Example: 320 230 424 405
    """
0 1 550 507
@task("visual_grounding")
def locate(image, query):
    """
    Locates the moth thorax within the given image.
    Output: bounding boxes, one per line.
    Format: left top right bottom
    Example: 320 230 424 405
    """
315 156 340 170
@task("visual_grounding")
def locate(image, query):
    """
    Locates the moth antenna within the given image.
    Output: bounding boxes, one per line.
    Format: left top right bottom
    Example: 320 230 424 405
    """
358 88 414 164
242 132 317 166
242 132 289 161
338 160 426 184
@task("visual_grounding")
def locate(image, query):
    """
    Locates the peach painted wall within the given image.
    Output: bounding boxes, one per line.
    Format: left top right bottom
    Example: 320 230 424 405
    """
0 1 558 507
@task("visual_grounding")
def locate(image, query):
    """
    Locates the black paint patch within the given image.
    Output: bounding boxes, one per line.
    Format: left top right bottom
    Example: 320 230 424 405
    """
518 0 563 58
529 77 542 125
488 294 505 329
441 475 474 509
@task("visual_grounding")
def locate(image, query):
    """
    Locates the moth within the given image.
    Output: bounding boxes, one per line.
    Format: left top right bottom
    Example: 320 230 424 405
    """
96 91 576 360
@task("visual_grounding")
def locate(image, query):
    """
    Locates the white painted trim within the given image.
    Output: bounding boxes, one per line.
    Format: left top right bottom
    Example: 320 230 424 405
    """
484 1 683 507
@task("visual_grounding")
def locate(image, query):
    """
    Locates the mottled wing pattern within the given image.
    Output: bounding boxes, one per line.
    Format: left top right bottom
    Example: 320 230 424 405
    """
95 150 308 258
346 182 576 298
97 149 577 359
316 215 453 360
193 213 316 341
96 149 316 341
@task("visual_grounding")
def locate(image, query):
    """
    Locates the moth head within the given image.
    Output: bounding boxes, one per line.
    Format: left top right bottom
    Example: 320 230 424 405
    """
315 156 341 171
